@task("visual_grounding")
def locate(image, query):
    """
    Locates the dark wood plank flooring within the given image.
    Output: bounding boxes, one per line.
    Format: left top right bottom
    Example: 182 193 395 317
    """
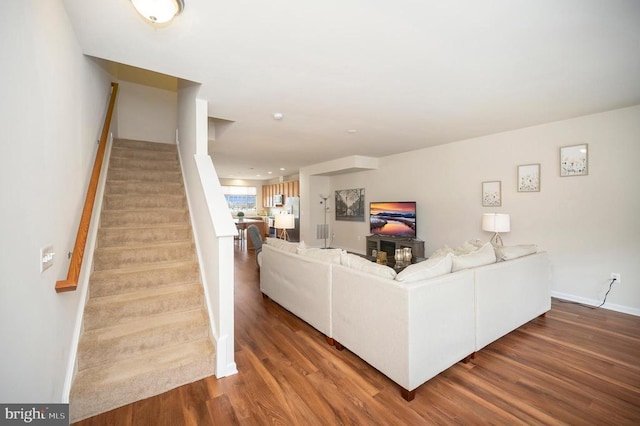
74 246 640 425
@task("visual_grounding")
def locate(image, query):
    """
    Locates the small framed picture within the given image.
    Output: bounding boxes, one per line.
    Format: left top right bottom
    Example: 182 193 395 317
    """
482 181 502 206
560 144 588 176
518 164 541 192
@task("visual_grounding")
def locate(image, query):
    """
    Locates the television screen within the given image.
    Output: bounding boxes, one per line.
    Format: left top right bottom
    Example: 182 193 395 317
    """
369 202 416 238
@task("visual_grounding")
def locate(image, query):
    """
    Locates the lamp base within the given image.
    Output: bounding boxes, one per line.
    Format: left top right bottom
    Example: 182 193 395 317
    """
490 233 504 246
279 229 289 241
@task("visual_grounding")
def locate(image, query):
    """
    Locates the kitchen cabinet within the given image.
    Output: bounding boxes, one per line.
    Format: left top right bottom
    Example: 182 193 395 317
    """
262 181 300 207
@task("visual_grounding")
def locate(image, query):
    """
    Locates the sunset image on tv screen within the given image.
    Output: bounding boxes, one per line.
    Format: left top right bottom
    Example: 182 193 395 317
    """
369 202 416 238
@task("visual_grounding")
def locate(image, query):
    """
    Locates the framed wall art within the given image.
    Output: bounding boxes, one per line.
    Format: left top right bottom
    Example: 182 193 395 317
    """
518 163 540 192
482 181 502 207
560 144 588 176
335 188 365 221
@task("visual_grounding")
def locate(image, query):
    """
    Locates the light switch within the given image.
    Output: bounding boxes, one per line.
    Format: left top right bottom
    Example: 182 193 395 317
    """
40 246 55 272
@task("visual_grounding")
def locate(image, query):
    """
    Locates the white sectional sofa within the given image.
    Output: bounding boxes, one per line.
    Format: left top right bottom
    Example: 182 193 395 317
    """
474 251 551 351
259 238 551 400
260 243 333 340
331 265 476 401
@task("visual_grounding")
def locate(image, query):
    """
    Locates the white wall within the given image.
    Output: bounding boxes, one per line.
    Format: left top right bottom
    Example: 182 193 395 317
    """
0 0 112 402
300 156 378 247
177 84 237 377
117 80 177 144
320 106 640 314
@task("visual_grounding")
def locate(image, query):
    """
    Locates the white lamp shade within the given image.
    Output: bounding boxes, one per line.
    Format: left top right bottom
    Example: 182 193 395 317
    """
131 0 184 24
482 213 510 233
275 213 295 230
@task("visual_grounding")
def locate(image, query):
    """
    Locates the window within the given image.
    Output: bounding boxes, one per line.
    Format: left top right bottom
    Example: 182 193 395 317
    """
222 186 257 214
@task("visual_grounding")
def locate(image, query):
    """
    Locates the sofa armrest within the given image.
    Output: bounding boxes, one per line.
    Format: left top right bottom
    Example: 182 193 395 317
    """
474 252 551 351
331 265 475 391
260 245 333 337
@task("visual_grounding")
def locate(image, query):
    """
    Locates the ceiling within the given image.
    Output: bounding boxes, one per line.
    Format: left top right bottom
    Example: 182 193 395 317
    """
63 0 640 180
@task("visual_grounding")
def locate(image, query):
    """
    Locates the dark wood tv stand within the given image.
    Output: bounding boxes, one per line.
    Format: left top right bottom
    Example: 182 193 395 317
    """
365 235 425 265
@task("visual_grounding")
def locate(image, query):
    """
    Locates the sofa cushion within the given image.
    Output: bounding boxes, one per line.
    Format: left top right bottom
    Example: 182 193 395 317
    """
340 252 397 279
265 237 299 253
451 242 496 272
395 253 453 282
297 247 343 264
431 239 485 258
495 244 538 261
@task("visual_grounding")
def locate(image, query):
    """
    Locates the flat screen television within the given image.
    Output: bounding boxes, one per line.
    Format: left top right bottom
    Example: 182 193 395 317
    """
369 202 416 238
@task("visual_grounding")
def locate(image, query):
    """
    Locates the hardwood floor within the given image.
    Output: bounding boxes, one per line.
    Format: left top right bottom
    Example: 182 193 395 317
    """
74 246 640 425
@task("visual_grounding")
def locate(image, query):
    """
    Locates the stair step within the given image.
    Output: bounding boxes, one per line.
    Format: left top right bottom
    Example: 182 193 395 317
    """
100 209 189 228
114 139 177 152
105 181 184 196
111 146 177 162
109 156 180 172
77 309 210 370
107 168 183 184
71 138 213 423
70 338 215 423
90 261 200 298
83 283 204 331
93 241 195 271
98 225 192 248
103 194 186 210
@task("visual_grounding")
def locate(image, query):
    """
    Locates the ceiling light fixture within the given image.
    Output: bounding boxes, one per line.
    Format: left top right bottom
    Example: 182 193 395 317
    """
273 112 284 120
131 0 184 24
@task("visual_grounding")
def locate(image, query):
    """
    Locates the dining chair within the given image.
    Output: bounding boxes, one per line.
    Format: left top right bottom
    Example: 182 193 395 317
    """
247 225 263 266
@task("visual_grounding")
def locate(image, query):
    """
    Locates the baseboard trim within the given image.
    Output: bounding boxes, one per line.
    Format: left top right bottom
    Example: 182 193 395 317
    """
552 291 640 317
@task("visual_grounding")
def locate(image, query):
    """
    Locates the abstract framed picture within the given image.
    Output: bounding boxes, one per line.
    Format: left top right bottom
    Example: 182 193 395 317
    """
335 188 365 221
560 144 588 176
482 181 502 207
518 163 541 192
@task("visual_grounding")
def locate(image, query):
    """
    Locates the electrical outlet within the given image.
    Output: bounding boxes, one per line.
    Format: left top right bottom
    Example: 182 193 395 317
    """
610 272 621 284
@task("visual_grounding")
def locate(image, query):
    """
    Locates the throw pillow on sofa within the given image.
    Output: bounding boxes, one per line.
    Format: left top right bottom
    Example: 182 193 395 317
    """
495 244 538 261
395 253 453 283
430 239 484 258
265 237 299 253
451 241 496 272
340 252 397 279
297 247 343 264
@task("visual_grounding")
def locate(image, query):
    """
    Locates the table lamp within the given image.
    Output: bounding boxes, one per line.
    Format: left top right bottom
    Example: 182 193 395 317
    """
482 213 510 246
275 213 295 241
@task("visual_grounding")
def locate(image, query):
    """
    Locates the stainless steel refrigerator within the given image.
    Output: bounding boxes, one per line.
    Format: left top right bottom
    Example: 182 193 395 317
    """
285 197 300 242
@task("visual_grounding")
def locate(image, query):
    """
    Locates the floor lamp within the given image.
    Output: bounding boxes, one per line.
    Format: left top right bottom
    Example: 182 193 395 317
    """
320 194 329 248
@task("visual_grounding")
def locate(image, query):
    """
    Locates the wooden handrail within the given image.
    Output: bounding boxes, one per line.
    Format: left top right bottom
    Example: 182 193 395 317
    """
56 82 119 293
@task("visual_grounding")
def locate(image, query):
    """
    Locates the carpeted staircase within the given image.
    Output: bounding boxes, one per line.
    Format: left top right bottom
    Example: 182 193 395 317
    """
70 139 215 423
